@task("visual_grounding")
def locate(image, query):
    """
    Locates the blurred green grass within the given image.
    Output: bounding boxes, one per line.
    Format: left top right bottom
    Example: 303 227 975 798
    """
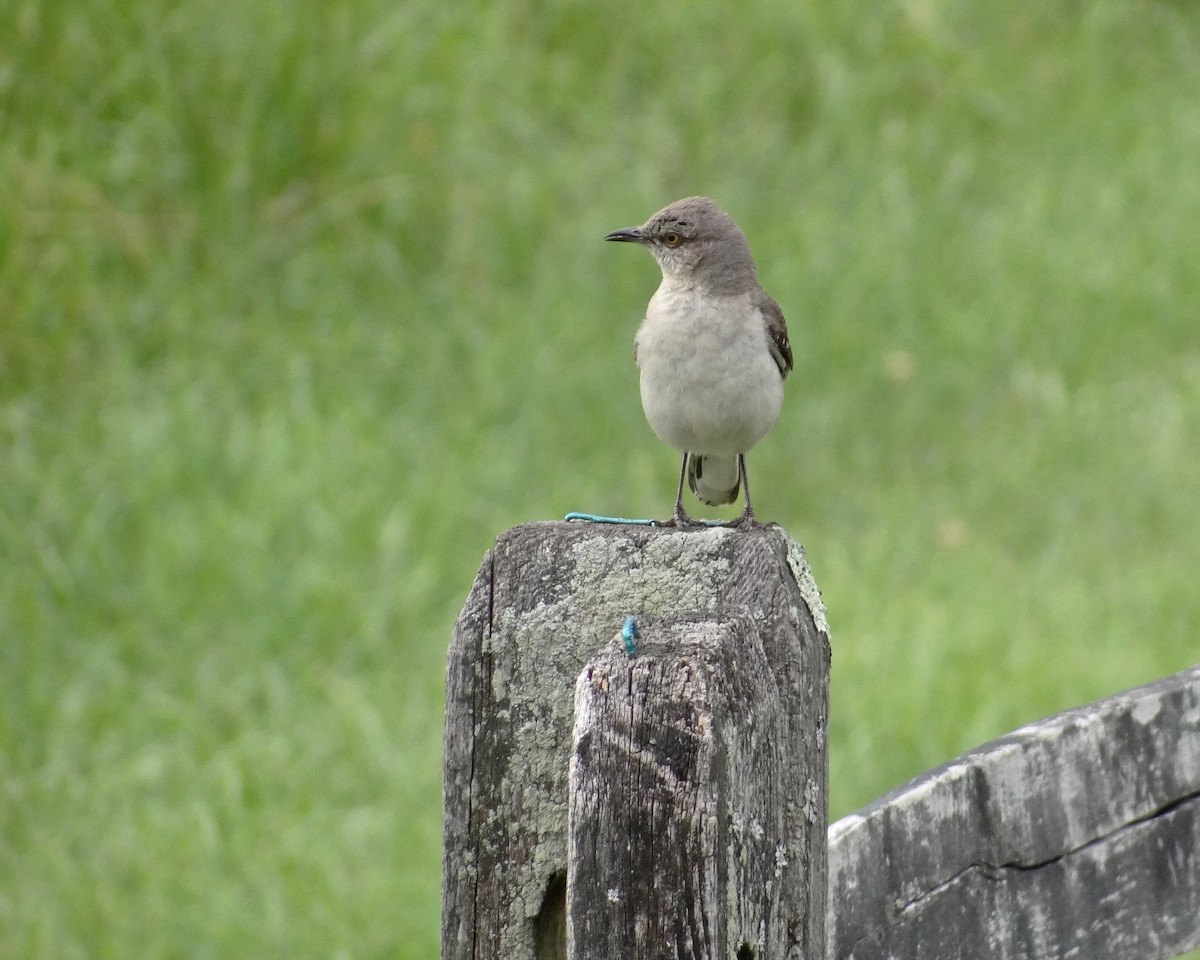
2 0 1199 956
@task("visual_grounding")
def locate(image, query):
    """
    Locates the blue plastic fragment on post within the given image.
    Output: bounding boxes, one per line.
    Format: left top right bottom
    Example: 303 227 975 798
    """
565 512 658 526
621 616 639 657
564 512 728 527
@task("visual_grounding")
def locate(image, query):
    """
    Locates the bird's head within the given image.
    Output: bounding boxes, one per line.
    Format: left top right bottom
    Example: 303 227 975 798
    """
605 196 757 290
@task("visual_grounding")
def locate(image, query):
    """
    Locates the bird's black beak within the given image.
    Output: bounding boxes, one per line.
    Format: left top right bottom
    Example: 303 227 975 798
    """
604 226 645 243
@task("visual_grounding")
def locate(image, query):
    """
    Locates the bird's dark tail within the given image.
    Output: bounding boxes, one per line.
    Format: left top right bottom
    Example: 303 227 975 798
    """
686 454 740 506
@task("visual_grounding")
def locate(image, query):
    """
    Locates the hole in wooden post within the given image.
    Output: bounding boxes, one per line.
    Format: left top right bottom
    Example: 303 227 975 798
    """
533 870 567 960
736 942 756 960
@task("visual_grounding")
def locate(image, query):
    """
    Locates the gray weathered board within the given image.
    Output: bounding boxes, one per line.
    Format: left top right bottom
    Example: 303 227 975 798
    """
443 521 831 960
568 617 815 960
827 664 1200 960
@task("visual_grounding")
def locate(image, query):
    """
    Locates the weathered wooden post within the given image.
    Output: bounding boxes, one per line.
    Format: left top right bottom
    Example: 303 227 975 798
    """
442 522 831 960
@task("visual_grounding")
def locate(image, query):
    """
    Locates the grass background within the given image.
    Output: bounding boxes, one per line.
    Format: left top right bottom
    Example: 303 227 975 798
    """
2 0 1198 956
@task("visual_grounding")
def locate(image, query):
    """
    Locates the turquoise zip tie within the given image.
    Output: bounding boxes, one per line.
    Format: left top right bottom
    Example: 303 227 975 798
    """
565 511 727 528
621 616 639 657
565 512 658 525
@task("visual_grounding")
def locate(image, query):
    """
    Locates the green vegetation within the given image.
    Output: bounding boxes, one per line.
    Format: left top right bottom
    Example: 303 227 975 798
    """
3 0 1198 955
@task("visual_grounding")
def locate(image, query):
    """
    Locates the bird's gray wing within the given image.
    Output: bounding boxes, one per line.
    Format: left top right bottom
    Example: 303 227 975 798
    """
753 290 793 379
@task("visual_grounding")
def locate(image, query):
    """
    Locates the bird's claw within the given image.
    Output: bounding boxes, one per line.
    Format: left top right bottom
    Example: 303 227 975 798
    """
655 506 702 528
723 508 757 529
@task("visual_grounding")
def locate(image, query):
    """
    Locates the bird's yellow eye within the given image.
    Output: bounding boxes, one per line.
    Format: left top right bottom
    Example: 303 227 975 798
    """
663 232 682 247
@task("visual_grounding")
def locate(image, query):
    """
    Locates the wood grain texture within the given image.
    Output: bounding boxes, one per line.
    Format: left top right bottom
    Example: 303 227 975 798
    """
828 665 1200 960
568 618 799 960
442 522 831 960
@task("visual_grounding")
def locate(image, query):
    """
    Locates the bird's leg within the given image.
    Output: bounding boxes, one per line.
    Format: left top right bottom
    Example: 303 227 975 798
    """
660 452 698 527
726 454 757 528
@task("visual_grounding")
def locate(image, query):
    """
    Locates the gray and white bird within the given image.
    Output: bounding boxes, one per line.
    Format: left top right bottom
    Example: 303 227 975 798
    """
605 196 792 527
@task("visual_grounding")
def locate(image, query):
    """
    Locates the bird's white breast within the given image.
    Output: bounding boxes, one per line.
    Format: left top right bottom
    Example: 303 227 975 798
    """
635 282 784 456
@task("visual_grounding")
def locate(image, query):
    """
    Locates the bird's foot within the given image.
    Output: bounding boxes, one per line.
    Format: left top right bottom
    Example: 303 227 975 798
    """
723 507 757 529
656 505 703 528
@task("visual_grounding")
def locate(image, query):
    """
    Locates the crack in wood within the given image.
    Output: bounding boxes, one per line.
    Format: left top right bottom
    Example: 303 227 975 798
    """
894 787 1200 916
832 666 1200 960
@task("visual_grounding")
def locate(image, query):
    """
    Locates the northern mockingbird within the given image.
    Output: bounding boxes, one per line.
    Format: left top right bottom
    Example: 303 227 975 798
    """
606 196 792 528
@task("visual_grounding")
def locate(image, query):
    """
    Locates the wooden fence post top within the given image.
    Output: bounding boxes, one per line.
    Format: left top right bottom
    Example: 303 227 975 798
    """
466 520 829 638
443 520 831 960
